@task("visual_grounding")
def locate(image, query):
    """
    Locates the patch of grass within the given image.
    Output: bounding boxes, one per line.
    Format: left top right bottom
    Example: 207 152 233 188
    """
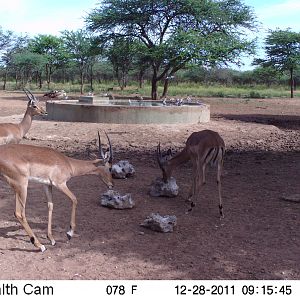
4 81 300 99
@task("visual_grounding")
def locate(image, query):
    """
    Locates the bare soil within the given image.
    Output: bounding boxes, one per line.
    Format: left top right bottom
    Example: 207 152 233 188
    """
0 91 299 280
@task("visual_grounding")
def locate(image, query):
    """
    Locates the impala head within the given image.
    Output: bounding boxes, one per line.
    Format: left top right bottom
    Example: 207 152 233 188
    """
24 88 47 116
98 131 114 189
157 142 173 182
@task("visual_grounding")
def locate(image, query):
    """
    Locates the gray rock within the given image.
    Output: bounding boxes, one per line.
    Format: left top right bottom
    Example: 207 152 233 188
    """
141 213 177 233
280 194 300 203
100 190 135 209
111 160 135 179
149 177 179 197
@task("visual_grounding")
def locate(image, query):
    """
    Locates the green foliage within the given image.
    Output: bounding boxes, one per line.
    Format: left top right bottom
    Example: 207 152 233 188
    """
86 0 258 98
254 29 300 71
254 29 300 97
29 35 62 59
106 37 138 89
0 26 13 51
61 30 98 93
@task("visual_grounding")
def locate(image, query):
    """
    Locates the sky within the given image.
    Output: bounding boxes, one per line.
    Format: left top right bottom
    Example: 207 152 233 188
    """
0 0 98 35
1 0 300 70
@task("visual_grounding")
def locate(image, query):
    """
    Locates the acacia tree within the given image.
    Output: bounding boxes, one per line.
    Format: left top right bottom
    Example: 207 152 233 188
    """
1 33 29 90
61 30 96 94
254 29 300 98
86 0 257 99
29 34 66 89
0 27 15 89
107 37 139 90
11 51 46 87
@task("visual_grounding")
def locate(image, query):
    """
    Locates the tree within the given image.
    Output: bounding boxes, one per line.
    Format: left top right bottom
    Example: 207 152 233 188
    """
0 27 15 89
1 32 29 90
254 29 300 98
11 51 47 87
61 30 96 94
29 35 66 89
86 0 257 99
107 37 137 90
0 27 13 50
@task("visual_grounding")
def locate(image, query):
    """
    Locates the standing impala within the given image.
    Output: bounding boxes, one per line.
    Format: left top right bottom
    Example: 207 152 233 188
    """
0 89 47 145
157 130 225 217
0 132 113 252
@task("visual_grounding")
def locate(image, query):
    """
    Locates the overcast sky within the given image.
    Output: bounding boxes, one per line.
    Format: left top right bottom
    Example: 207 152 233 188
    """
1 0 300 69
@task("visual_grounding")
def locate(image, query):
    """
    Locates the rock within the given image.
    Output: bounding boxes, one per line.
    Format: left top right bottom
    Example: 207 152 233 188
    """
111 160 135 179
280 194 300 203
140 213 177 233
100 190 135 209
149 177 179 197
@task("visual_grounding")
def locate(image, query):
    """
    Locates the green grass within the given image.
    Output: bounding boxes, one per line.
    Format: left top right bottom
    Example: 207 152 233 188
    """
4 81 300 99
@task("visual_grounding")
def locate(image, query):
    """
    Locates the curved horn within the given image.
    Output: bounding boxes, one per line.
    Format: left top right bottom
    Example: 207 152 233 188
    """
156 141 164 170
98 131 105 160
23 88 38 103
105 131 113 164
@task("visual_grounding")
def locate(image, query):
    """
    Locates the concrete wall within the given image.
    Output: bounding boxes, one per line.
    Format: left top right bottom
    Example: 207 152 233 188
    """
46 100 210 124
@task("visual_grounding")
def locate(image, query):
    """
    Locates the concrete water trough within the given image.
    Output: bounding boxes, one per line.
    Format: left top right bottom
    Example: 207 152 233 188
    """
46 96 210 124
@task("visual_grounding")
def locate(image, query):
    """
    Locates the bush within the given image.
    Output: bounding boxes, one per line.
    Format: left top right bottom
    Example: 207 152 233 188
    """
248 91 263 98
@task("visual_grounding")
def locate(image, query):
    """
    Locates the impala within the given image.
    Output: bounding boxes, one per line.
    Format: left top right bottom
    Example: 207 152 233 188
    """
0 89 47 145
157 129 225 217
0 132 113 252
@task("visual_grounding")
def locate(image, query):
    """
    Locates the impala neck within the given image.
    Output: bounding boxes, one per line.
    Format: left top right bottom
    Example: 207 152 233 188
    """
19 108 33 137
164 147 190 180
68 157 100 177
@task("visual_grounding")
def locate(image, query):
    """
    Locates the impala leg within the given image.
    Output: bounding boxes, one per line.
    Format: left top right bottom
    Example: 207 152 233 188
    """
13 180 46 252
43 185 56 246
217 161 224 218
187 159 203 212
187 162 197 203
56 183 78 240
202 162 206 185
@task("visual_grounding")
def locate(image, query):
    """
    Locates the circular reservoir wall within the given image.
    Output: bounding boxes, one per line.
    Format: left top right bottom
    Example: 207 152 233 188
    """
46 100 210 124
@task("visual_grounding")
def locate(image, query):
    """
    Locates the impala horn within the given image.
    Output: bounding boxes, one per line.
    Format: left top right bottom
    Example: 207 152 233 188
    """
156 142 164 170
98 131 113 165
24 88 38 105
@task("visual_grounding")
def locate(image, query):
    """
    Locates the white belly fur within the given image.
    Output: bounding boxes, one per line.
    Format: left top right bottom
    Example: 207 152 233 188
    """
29 176 51 185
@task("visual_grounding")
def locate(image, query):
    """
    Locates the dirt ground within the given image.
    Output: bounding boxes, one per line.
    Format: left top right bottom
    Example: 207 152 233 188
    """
0 90 299 280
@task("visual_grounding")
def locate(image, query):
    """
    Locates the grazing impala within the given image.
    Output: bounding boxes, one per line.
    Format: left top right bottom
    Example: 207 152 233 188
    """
0 132 113 252
0 89 47 145
157 130 225 217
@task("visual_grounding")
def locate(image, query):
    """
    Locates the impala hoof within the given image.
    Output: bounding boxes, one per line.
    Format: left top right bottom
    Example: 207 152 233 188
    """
47 235 56 246
66 230 73 240
40 245 47 252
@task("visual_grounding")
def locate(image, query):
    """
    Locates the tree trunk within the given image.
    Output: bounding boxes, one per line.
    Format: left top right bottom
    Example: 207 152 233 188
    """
121 71 127 90
80 70 84 94
290 68 294 98
151 66 158 100
161 78 168 98
2 68 7 90
138 68 145 88
90 64 94 92
38 72 42 89
46 64 50 89
15 73 18 88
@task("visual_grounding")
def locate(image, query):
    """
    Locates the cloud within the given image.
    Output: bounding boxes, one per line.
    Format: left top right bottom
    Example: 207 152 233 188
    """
0 0 96 36
1 0 25 12
257 0 300 30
